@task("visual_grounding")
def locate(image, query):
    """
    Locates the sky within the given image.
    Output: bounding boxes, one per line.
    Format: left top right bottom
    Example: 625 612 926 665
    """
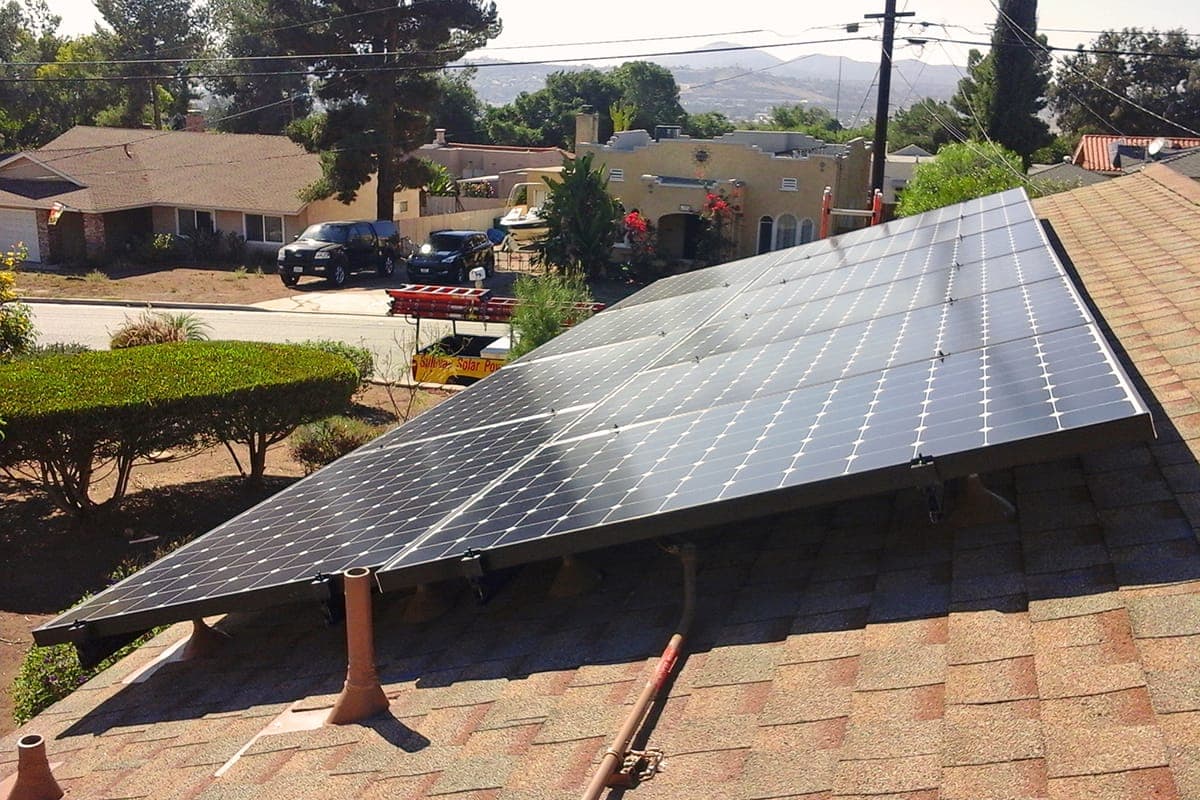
40 0 1200 70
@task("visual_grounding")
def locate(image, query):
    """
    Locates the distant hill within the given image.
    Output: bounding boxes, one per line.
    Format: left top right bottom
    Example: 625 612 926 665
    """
464 44 964 125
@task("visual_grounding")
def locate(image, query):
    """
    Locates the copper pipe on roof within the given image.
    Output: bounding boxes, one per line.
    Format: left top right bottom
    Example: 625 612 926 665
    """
5 735 63 800
579 542 697 800
326 567 389 725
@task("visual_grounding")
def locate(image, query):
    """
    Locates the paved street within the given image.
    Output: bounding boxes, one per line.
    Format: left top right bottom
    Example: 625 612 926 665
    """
26 292 510 383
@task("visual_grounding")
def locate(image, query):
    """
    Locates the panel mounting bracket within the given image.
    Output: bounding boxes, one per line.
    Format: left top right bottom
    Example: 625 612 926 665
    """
460 549 495 603
311 572 344 625
909 455 944 523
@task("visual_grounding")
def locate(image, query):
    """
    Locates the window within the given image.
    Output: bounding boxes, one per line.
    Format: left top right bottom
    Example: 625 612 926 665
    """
775 214 797 250
245 213 284 243
780 177 798 192
177 208 214 236
757 216 774 255
799 218 815 244
609 168 625 182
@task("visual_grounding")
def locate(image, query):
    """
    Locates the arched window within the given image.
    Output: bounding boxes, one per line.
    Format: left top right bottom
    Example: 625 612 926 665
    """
775 214 797 250
757 216 774 255
799 218 815 244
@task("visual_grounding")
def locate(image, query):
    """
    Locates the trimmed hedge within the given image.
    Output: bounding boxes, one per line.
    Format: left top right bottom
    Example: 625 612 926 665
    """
0 340 358 513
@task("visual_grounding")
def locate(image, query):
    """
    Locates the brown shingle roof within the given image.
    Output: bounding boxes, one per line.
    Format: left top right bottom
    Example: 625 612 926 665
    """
1 126 323 214
5 169 1200 799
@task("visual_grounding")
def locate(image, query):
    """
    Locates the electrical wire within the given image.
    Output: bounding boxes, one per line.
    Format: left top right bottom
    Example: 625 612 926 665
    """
984 0 1200 138
0 35 878 83
0 29 770 68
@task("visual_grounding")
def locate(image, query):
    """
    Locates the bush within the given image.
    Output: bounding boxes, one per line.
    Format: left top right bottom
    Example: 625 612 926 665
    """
110 309 210 349
14 342 92 360
0 300 36 362
299 339 374 394
508 269 596 360
289 415 381 474
12 557 163 723
0 341 358 513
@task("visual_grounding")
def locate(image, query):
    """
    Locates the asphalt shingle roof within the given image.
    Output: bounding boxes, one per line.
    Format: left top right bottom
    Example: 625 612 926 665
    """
4 164 1200 800
0 126 322 214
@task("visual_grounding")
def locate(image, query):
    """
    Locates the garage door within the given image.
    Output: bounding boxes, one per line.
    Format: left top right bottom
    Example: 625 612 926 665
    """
0 208 40 262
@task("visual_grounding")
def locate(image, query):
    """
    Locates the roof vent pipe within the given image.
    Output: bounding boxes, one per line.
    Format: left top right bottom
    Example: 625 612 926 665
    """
326 567 389 725
4 735 63 800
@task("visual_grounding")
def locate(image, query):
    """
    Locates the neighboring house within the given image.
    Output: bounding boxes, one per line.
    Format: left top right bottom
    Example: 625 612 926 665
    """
419 129 570 208
1153 147 1200 180
574 113 871 261
6 165 1200 800
882 143 936 211
0 126 382 264
1071 133 1200 173
1027 160 1114 191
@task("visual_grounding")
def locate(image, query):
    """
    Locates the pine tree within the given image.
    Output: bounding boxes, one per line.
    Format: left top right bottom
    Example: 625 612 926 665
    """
274 0 499 219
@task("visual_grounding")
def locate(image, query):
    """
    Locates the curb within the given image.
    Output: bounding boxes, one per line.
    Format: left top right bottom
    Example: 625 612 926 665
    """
19 296 269 313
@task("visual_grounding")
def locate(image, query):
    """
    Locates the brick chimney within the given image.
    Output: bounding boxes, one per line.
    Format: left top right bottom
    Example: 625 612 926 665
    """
185 112 205 132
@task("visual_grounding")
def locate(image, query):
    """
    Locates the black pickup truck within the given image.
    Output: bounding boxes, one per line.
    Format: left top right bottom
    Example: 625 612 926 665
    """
276 220 406 288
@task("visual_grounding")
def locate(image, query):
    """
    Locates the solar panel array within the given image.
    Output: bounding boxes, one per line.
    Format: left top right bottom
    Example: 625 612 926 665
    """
35 189 1153 646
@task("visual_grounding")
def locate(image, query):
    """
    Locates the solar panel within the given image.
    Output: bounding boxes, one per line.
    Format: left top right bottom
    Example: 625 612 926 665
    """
34 188 1154 647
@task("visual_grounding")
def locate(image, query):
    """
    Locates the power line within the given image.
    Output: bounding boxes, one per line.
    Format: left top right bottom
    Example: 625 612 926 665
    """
983 0 1200 138
0 29 770 69
0 36 878 84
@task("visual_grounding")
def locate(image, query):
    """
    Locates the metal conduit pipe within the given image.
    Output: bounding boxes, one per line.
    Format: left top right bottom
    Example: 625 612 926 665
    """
579 542 697 800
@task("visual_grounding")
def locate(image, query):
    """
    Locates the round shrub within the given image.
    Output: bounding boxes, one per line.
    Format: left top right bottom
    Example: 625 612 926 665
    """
289 415 382 474
298 339 375 394
0 340 359 512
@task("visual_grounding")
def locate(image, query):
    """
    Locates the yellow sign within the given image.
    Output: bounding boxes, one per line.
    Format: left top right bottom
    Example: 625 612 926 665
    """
412 353 504 385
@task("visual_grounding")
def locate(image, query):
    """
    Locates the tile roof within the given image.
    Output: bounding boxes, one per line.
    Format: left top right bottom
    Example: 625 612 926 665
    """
1071 134 1200 173
0 126 323 215
5 166 1200 799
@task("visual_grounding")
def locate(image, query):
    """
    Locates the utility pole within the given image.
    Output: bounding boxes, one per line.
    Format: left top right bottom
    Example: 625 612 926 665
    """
866 0 914 197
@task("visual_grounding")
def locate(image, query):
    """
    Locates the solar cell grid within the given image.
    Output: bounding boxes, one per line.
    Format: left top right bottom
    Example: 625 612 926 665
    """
35 188 1154 646
517 281 740 361
34 415 570 639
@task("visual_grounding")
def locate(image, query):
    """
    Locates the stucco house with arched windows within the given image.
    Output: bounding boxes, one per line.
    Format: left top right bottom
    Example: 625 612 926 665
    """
573 113 871 264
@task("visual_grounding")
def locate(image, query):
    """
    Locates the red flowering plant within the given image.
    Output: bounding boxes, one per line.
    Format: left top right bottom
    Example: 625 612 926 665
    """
622 210 656 270
697 188 737 264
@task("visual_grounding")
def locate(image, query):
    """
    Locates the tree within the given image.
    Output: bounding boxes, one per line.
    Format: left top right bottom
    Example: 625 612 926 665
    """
747 103 873 142
609 60 684 132
276 0 499 220
950 0 1052 165
484 62 686 148
986 0 1053 163
507 271 596 360
685 110 735 139
896 142 1027 217
1050 29 1200 136
208 0 311 134
94 0 209 129
430 69 486 142
531 152 619 277
889 99 965 154
0 0 68 148
28 34 115 140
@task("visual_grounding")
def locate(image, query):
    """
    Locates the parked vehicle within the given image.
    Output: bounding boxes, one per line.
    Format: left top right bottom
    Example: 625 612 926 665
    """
406 230 495 283
277 220 403 288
